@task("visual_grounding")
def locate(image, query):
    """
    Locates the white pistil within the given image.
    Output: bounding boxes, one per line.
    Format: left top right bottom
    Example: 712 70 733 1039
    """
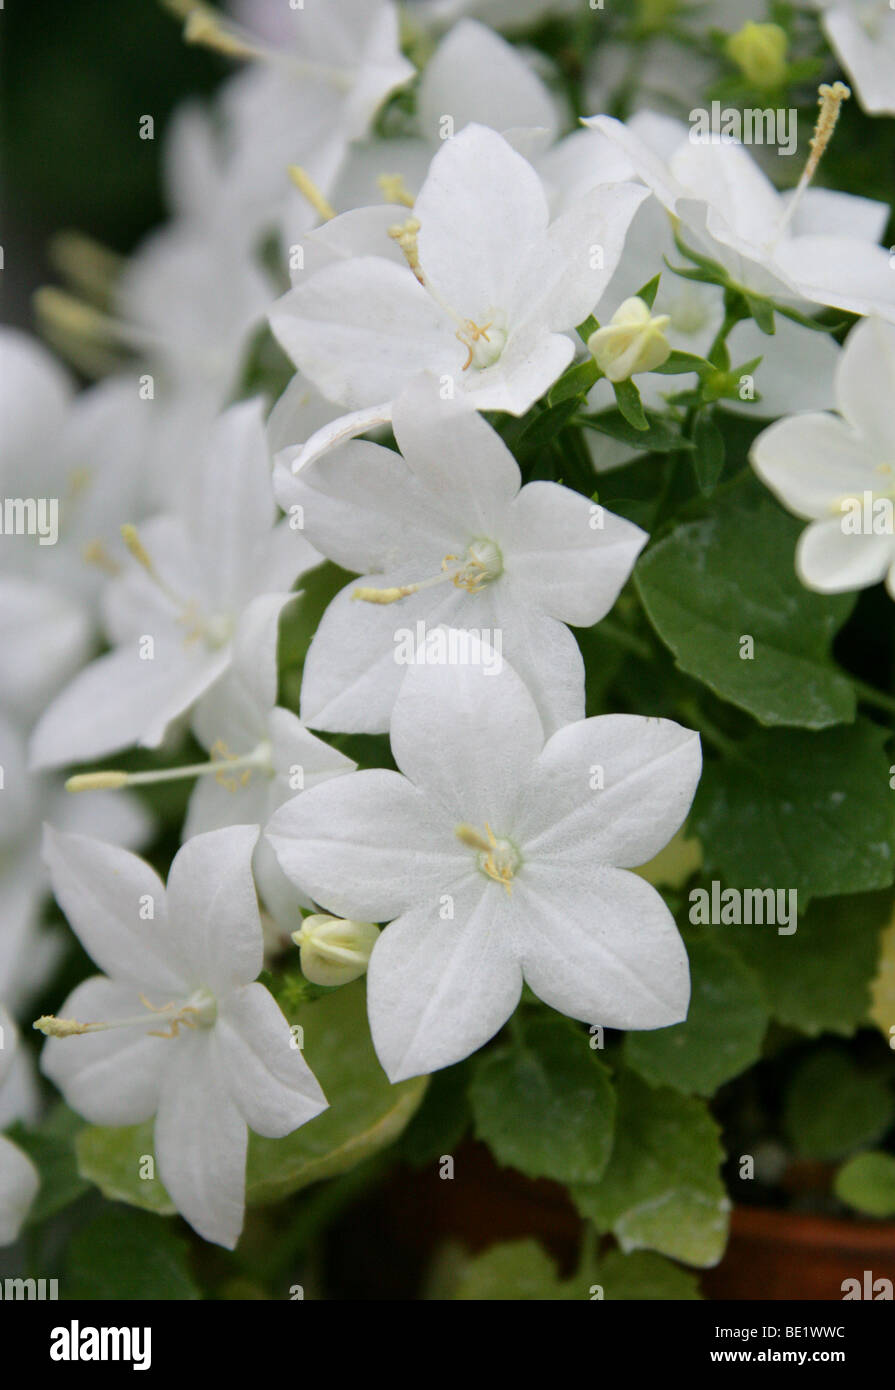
66 740 273 794
778 82 851 234
35 987 217 1040
455 821 520 894
352 539 503 606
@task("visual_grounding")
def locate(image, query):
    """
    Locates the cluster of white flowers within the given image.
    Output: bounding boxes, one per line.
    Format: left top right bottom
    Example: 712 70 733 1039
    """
2 0 892 1250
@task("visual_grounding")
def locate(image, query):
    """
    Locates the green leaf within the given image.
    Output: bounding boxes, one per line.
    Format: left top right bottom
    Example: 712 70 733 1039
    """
612 377 649 430
577 408 692 453
278 560 353 709
636 272 661 309
515 398 581 458
692 411 725 494
625 936 769 1096
744 293 776 334
692 722 895 904
77 982 428 1214
470 1013 615 1184
783 1048 895 1160
635 480 857 729
713 890 890 1037
571 1069 730 1268
8 1104 91 1224
650 349 715 376
65 1209 200 1300
576 312 600 344
835 1151 895 1217
548 356 600 406
452 1238 578 1300
591 1248 702 1300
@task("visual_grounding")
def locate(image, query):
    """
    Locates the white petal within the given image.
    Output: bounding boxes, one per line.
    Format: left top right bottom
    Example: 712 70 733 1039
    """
192 593 295 752
417 20 560 144
367 876 523 1082
506 481 646 625
214 983 327 1137
456 325 574 415
269 258 456 408
514 714 702 870
787 187 890 245
40 975 170 1125
725 314 840 419
514 864 690 1029
796 517 895 593
0 578 92 722
0 1135 39 1247
512 182 650 331
41 827 191 993
274 400 394 477
414 123 549 327
268 706 355 787
165 826 262 996
277 437 456 574
388 634 545 824
750 414 882 521
29 641 228 770
773 236 895 322
823 9 895 116
483 586 587 737
834 316 895 453
154 1030 247 1249
391 376 521 531
266 768 464 921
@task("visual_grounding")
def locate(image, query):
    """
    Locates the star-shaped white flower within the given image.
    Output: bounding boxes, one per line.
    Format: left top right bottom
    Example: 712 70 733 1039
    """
267 636 700 1082
275 379 647 736
751 316 895 596
269 123 649 418
0 1005 40 1247
29 399 320 770
38 824 328 1249
585 105 895 322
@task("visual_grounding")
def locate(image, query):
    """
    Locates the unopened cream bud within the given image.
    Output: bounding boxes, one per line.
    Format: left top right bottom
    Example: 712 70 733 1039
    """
292 915 380 987
725 22 788 88
587 297 672 382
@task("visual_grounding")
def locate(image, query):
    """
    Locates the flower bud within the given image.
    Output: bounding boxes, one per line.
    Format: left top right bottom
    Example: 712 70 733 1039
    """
587 297 672 382
725 22 788 88
291 914 380 987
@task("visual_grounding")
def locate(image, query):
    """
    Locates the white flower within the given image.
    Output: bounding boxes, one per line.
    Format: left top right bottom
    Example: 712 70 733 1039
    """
0 1006 39 1247
751 316 895 596
38 824 328 1249
812 0 895 115
0 712 150 1011
267 636 700 1082
29 400 320 771
275 378 646 736
415 0 579 32
269 123 648 417
585 100 895 322
190 0 415 243
331 18 562 212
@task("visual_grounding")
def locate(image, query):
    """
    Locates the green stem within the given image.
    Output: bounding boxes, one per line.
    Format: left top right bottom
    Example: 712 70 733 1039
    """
850 677 895 720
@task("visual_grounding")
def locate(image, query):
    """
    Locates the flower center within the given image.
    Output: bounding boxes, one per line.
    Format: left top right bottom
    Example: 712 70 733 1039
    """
120 523 234 651
352 537 503 605
455 822 520 894
456 316 508 372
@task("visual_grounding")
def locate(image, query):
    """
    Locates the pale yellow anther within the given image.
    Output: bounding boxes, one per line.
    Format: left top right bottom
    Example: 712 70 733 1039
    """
66 771 129 793
120 523 157 577
388 217 424 283
780 81 851 232
378 173 415 208
456 821 519 895
288 165 336 221
82 539 121 577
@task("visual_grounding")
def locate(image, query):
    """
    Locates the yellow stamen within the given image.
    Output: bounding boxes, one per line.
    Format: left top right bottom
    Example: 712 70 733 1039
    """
456 320 493 372
82 539 121 577
388 216 424 283
780 81 850 232
288 165 336 222
378 173 415 208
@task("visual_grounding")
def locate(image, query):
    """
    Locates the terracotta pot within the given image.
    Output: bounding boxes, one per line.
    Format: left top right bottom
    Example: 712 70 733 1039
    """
327 1141 895 1299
